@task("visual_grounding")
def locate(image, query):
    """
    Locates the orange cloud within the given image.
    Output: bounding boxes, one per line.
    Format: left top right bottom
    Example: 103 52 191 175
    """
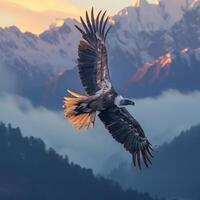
0 0 159 34
3 0 81 14
0 0 81 34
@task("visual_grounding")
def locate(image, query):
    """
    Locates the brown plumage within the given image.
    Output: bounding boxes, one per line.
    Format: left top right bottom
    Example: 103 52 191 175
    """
63 8 153 169
64 90 96 130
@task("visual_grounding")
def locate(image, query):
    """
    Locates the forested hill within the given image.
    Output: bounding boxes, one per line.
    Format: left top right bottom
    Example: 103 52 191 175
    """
109 124 200 200
0 122 160 200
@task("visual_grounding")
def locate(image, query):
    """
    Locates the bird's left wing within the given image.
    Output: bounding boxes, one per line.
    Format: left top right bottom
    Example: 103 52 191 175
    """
75 8 112 96
99 106 153 169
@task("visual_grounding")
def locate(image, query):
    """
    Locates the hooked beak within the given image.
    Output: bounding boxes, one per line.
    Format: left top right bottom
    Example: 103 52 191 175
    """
120 99 135 106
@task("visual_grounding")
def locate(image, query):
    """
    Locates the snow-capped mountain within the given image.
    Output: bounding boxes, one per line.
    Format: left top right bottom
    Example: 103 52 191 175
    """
103 0 199 90
0 18 80 79
0 0 200 108
108 0 200 67
161 0 199 21
124 2 200 97
127 48 200 97
43 2 200 108
1 0 198 79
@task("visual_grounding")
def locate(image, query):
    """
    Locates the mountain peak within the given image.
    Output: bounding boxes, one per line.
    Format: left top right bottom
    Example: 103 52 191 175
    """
190 0 200 8
115 3 171 34
133 0 148 8
49 18 65 29
132 0 160 8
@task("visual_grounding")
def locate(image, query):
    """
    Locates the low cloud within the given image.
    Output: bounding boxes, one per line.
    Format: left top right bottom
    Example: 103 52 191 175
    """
0 90 200 173
132 90 200 145
0 93 119 173
0 64 18 93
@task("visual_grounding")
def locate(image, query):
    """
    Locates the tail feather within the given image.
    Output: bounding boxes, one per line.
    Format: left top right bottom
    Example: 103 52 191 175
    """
63 90 96 130
79 113 90 129
89 112 96 128
67 89 87 98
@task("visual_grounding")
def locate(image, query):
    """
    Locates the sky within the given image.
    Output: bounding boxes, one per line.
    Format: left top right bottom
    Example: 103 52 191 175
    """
0 0 158 33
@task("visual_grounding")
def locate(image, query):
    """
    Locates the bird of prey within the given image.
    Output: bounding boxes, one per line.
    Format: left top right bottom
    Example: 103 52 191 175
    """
63 8 153 169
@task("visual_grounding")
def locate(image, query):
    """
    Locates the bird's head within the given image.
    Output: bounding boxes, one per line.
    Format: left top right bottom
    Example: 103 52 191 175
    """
115 96 135 107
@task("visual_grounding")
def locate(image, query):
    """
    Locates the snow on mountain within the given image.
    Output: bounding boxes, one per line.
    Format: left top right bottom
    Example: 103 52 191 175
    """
122 3 200 97
0 0 198 80
108 1 174 71
119 47 200 98
39 19 80 71
0 0 200 107
132 48 200 83
108 0 200 65
162 0 200 21
0 18 80 78
108 1 171 64
116 1 172 32
53 3 200 102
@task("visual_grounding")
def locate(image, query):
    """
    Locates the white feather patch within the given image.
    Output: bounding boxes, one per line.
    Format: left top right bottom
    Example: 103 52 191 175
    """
114 95 124 107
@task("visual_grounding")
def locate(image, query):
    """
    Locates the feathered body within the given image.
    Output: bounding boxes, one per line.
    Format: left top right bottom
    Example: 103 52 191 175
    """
63 8 153 169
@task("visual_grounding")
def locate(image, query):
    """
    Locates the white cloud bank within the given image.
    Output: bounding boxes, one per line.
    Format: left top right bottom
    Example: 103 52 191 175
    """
0 90 200 173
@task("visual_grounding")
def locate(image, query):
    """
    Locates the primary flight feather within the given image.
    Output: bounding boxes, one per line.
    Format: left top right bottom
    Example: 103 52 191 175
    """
63 8 153 169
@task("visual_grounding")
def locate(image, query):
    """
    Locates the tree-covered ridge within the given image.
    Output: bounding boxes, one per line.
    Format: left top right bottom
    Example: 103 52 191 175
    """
0 122 161 200
109 124 200 200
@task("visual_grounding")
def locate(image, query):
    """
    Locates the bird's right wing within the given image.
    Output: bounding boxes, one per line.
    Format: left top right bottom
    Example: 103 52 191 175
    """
75 8 112 96
99 106 153 169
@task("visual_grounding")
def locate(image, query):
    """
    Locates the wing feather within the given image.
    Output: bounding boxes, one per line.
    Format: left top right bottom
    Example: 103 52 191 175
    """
85 11 93 33
102 17 109 36
91 8 96 32
80 16 90 34
99 106 153 169
99 11 107 36
96 10 102 32
75 9 112 95
74 25 85 35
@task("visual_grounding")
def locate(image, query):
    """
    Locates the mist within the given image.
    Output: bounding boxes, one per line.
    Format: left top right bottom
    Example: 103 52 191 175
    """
0 64 18 93
0 90 200 173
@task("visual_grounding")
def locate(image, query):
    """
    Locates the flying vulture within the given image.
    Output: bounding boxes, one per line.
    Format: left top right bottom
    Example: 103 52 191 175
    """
64 8 153 169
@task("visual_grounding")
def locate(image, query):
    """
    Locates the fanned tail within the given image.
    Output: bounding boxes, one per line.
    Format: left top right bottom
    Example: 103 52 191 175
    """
63 90 96 130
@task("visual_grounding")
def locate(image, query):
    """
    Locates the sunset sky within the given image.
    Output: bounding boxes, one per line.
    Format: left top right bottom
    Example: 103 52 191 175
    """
0 0 158 34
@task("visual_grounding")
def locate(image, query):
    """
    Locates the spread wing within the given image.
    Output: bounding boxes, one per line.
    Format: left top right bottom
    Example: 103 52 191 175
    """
75 8 112 95
99 106 153 169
